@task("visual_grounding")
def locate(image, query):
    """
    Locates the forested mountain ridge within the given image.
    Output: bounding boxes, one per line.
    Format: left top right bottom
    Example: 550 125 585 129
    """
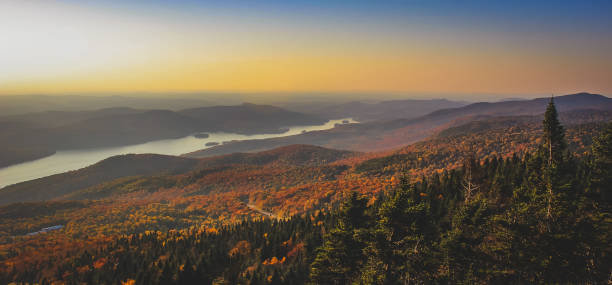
187 93 612 158
427 92 611 118
195 144 357 168
0 95 216 116
179 103 327 134
0 98 610 284
290 98 467 122
1 107 605 207
435 109 611 138
0 103 325 167
0 145 355 205
349 109 611 178
0 154 200 205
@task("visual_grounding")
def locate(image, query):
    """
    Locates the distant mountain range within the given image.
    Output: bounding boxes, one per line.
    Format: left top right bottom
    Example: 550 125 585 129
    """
286 99 468 122
187 93 612 157
0 92 609 188
0 103 326 167
1 93 609 205
0 95 216 116
2 98 608 205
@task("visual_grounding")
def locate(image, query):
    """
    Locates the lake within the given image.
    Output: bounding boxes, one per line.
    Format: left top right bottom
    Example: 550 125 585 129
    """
0 118 356 188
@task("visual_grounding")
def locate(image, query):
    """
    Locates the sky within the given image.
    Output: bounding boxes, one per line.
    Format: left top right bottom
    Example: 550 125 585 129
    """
0 0 611 98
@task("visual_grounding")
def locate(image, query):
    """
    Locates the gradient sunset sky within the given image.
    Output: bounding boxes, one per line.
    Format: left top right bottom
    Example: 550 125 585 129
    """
1 0 611 98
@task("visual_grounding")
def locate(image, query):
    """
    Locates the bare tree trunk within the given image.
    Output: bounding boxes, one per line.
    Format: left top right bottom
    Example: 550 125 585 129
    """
545 139 554 233
463 168 479 204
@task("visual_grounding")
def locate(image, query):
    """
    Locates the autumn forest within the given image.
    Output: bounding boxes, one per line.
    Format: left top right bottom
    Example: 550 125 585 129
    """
0 94 609 284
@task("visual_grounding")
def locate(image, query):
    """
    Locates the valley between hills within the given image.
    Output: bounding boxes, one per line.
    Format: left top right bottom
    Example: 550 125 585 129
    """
0 93 610 284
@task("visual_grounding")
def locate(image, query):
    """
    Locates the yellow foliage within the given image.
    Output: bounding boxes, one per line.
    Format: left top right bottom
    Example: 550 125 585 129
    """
228 240 252 257
269 256 279 264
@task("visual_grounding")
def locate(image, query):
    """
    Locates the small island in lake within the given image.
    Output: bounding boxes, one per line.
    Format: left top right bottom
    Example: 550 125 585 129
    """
205 142 219 147
194 133 210 139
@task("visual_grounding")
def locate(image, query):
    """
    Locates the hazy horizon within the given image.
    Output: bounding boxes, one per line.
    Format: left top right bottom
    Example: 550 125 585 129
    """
0 2 611 282
0 91 603 104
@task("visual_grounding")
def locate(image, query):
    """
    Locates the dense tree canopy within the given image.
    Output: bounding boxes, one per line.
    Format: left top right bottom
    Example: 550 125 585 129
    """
0 102 610 284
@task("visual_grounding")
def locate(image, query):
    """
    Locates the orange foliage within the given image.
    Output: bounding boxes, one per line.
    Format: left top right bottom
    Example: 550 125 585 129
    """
93 258 106 269
229 240 252 257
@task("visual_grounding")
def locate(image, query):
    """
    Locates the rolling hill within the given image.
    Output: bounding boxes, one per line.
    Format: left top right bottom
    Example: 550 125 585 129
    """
180 103 327 134
289 98 468 122
0 95 215 116
0 98 609 284
186 93 612 158
0 103 325 167
196 144 357 168
0 154 200 205
0 145 356 204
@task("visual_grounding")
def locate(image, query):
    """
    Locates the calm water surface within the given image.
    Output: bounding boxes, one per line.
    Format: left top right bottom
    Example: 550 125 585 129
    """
0 118 356 188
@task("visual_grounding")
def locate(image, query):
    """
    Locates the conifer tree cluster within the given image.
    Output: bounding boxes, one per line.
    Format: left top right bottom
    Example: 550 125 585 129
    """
309 99 610 284
2 99 610 284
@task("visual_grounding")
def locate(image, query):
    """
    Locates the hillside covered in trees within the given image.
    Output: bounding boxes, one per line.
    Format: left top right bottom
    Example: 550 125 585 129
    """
0 99 610 284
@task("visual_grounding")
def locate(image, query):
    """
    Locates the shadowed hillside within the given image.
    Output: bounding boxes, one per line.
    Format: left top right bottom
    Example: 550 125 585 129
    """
186 93 611 157
289 99 467 122
197 144 357 168
1 100 610 284
0 145 356 204
0 154 199 205
0 103 325 167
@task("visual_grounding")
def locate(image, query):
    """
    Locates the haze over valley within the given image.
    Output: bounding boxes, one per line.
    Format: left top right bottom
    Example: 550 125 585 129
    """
1 0 611 284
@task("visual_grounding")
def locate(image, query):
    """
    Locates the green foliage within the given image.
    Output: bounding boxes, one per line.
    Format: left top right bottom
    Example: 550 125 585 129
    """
2 108 610 284
591 122 612 206
308 111 610 284
542 97 567 165
310 192 369 284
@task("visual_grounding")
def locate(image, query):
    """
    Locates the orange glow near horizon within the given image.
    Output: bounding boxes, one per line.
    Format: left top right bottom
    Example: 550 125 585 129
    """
1 1 611 97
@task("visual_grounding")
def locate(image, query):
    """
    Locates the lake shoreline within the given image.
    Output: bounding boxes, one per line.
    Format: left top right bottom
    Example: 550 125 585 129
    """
0 118 356 189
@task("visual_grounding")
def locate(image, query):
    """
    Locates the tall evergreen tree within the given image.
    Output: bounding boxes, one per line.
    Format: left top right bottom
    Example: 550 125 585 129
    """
358 177 439 284
542 97 567 165
540 97 567 224
591 122 612 207
309 192 369 284
441 199 491 283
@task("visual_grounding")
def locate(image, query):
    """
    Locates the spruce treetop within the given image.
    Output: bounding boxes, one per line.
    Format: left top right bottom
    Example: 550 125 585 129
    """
542 97 566 165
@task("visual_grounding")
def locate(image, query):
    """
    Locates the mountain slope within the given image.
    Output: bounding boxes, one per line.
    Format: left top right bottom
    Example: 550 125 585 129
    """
0 107 145 128
297 99 468 122
186 93 611 157
0 154 199 205
0 95 214 116
427 92 611 119
0 145 355 204
180 103 326 134
0 103 325 167
197 144 357 168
